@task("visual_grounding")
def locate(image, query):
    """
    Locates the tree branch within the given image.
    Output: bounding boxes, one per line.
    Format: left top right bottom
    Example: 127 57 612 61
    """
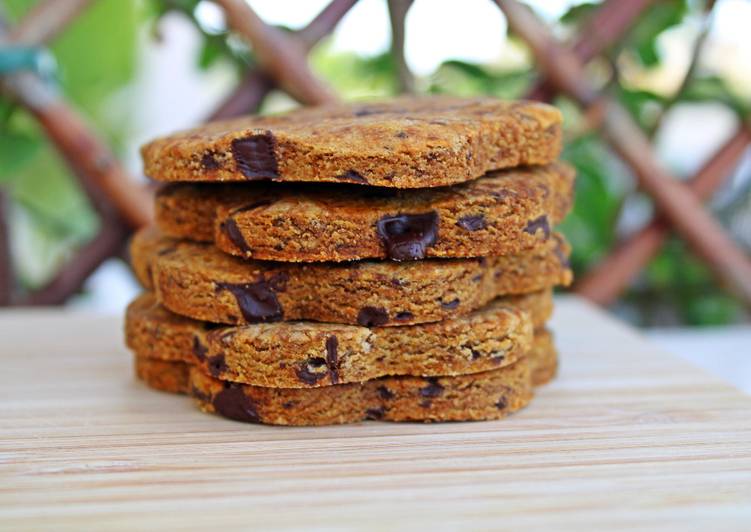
18 216 129 305
5 0 94 44
497 0 751 306
298 0 358 50
648 6 714 138
576 125 751 305
387 0 415 93
213 0 338 106
526 0 653 101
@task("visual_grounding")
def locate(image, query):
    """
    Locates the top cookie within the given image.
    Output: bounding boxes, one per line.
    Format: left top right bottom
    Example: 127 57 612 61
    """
141 96 562 188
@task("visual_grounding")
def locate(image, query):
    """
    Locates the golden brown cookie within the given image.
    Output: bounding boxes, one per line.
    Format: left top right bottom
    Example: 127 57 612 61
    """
141 96 562 189
155 162 574 262
131 228 571 327
529 328 557 386
133 327 557 397
189 359 532 425
134 357 191 394
124 291 548 388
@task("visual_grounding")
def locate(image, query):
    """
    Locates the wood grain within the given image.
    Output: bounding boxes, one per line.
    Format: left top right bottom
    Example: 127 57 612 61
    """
1 297 750 531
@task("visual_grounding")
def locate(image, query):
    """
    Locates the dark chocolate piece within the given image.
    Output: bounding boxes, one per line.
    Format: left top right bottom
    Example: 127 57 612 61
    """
357 306 389 327
440 298 460 310
207 353 227 377
295 358 329 385
456 214 486 231
524 215 550 239
326 335 340 385
231 132 279 179
212 383 260 423
221 218 252 254
376 211 439 260
365 406 386 420
201 151 221 170
377 385 394 400
192 336 208 362
216 280 283 323
419 378 444 398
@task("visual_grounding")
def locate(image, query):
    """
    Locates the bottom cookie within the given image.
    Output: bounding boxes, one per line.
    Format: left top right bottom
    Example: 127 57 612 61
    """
189 358 532 425
134 356 190 395
529 329 557 386
133 329 557 425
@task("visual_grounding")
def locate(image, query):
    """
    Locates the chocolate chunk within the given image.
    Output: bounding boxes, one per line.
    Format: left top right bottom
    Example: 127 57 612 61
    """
495 396 508 410
440 298 460 310
207 353 227 377
326 335 339 385
336 169 368 184
201 151 221 170
213 383 260 423
524 215 550 239
282 401 296 409
395 131 408 139
221 218 252 254
376 211 439 260
216 280 283 323
377 385 394 400
295 357 329 385
231 132 279 179
192 336 208 362
463 343 481 360
357 306 389 327
365 406 386 420
456 214 486 231
394 311 413 321
419 378 444 398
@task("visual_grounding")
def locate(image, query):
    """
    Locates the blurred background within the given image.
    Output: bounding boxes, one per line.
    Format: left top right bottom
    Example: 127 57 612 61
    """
0 0 749 337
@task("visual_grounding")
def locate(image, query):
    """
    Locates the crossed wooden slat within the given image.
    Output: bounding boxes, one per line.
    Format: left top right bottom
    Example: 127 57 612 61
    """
495 0 751 305
0 0 748 309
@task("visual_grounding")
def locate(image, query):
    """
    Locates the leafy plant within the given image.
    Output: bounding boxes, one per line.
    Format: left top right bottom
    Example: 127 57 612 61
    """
0 0 746 324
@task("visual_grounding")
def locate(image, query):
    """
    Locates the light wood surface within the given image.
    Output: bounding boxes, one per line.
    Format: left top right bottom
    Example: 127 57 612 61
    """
1 296 750 531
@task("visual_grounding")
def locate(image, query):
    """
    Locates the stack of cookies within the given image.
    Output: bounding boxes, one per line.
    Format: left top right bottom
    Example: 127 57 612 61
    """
125 97 574 425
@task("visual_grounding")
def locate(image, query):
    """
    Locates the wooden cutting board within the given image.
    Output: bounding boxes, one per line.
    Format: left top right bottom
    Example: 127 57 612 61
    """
1 296 750 531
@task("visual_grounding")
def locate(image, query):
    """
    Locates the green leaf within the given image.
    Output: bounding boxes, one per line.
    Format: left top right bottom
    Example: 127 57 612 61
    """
429 60 532 99
197 36 227 70
624 0 688 66
560 3 598 25
0 131 40 182
681 76 750 115
49 0 139 117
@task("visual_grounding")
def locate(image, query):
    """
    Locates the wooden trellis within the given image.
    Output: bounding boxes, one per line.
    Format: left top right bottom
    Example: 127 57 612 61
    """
0 0 749 308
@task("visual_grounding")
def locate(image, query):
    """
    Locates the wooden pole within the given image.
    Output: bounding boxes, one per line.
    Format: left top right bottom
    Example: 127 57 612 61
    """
497 0 751 305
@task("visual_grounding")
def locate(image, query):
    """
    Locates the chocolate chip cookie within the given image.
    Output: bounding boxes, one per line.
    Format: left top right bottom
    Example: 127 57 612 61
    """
133 327 556 396
131 228 571 327
141 96 562 189
188 359 532 425
155 162 574 262
125 291 550 388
